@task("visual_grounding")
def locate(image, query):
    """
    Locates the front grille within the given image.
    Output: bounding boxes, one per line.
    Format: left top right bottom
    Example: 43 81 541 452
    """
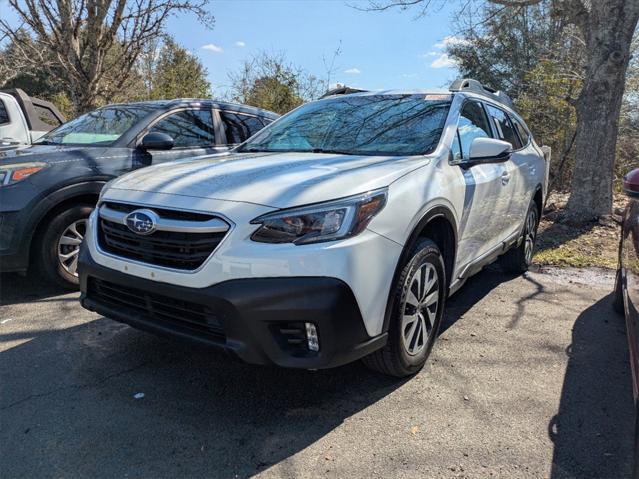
88 278 225 341
97 205 229 270
103 202 216 222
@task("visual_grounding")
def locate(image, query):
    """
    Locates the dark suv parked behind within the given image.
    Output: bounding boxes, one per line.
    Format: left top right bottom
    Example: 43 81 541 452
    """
0 99 278 287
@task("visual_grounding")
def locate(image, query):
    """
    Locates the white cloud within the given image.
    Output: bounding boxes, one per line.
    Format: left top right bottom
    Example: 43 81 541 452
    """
201 43 223 53
434 36 470 49
419 51 440 58
235 41 246 47
344 68 361 74
430 53 457 69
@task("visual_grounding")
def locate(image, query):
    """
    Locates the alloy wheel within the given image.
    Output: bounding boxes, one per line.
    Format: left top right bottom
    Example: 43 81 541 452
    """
401 262 439 356
524 209 538 265
57 219 87 276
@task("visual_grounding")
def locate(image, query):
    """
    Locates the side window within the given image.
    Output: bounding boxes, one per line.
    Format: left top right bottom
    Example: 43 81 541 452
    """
34 104 62 127
150 109 216 148
485 104 522 149
219 111 265 144
512 118 530 146
0 100 9 125
457 101 493 160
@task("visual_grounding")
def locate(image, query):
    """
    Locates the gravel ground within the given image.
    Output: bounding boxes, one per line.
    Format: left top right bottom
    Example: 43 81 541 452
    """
0 265 634 479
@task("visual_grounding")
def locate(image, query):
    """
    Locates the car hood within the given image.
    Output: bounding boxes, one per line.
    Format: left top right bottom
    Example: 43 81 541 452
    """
0 144 109 164
107 151 431 208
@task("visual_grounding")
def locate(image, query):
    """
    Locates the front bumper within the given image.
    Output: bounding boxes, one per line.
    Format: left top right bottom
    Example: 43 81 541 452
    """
79 247 387 369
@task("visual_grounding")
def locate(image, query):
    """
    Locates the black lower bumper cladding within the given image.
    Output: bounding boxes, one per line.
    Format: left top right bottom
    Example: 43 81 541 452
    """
78 247 387 369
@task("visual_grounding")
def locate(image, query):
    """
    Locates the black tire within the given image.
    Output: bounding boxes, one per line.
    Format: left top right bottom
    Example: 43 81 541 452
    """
36 204 93 289
500 201 539 274
613 268 625 316
363 238 446 377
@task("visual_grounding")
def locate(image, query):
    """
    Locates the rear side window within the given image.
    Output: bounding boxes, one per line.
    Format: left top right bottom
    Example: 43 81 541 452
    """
0 100 9 125
455 101 493 160
485 104 522 149
34 104 62 127
219 111 265 144
150 109 216 148
512 118 530 146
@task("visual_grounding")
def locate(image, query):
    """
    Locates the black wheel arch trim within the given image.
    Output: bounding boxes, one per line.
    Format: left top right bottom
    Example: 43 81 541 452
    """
22 180 107 260
381 205 459 333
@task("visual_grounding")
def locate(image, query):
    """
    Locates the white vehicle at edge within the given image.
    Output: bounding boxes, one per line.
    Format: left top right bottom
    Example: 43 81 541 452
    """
78 79 549 377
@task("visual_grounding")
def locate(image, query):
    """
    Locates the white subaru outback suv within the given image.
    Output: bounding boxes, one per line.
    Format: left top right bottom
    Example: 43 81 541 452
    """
79 79 549 377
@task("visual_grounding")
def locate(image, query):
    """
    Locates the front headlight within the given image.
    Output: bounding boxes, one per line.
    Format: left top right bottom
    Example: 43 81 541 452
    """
250 188 387 245
0 162 46 186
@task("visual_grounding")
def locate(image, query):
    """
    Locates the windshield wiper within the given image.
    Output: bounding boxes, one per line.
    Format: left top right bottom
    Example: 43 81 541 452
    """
310 148 355 155
34 140 60 146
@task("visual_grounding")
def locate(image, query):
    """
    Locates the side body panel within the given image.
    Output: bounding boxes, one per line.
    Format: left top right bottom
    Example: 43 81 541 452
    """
0 93 30 147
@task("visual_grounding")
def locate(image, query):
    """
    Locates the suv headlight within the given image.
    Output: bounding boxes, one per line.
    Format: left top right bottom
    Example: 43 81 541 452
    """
0 162 46 186
250 188 387 245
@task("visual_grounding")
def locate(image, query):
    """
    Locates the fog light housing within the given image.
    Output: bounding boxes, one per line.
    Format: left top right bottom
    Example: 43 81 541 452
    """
305 322 320 352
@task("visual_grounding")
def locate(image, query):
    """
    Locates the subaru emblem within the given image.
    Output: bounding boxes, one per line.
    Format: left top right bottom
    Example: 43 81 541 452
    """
125 209 158 235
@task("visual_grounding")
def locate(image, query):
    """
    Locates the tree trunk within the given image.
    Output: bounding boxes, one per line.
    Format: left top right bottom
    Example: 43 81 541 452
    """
565 0 639 221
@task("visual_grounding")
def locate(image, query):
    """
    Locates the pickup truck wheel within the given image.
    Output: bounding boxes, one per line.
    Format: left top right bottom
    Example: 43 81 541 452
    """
37 205 93 289
363 238 446 377
500 202 539 274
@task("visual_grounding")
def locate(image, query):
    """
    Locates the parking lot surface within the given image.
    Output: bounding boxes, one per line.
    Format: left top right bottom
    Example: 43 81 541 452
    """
0 266 634 478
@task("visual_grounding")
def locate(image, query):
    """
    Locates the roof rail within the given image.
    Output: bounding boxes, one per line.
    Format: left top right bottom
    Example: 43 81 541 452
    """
449 78 514 109
320 86 368 99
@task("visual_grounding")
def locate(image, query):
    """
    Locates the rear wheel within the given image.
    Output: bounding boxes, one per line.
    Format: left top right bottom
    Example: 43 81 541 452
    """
37 204 93 289
363 238 446 377
500 202 539 274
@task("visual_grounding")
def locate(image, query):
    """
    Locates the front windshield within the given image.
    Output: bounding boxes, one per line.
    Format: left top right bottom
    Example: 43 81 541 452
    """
36 105 155 146
240 94 451 156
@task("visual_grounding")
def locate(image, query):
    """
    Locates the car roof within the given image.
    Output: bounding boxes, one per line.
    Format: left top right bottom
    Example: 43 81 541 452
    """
101 99 280 119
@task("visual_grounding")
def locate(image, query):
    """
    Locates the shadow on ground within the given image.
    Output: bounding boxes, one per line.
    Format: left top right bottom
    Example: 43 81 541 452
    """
0 269 634 477
0 266 514 477
549 294 635 478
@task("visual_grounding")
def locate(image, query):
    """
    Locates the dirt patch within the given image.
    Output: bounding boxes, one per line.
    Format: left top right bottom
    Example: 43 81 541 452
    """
533 192 627 269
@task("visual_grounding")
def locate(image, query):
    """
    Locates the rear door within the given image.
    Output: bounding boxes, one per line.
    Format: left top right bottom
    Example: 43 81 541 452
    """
216 110 270 149
452 100 511 267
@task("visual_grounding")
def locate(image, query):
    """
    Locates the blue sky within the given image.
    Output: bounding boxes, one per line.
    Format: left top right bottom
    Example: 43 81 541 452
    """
1 0 464 96
168 0 462 96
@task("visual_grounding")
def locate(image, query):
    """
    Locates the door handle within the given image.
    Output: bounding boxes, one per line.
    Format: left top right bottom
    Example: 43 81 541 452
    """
501 171 510 185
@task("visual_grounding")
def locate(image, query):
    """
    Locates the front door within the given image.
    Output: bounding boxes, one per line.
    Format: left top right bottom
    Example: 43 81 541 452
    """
130 108 228 171
452 100 511 268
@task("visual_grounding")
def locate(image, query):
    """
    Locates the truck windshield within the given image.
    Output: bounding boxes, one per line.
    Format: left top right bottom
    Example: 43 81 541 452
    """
239 94 451 156
35 105 155 146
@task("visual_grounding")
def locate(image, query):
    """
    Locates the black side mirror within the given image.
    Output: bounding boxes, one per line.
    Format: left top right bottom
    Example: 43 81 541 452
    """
139 132 174 151
623 168 639 197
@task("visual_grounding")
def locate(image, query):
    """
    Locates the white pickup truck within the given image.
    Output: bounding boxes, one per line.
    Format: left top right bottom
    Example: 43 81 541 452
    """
0 89 65 150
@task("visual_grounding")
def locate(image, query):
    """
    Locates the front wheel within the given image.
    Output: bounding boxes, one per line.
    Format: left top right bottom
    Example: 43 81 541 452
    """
363 238 446 377
36 204 93 289
500 202 539 274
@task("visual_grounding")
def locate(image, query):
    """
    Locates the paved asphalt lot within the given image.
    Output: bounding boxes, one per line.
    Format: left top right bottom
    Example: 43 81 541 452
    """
0 265 634 478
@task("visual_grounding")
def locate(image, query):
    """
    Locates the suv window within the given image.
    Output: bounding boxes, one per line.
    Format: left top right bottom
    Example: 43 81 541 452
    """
219 111 265 144
512 118 530 146
150 109 216 148
455 101 493 160
485 104 522 149
0 100 9 125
